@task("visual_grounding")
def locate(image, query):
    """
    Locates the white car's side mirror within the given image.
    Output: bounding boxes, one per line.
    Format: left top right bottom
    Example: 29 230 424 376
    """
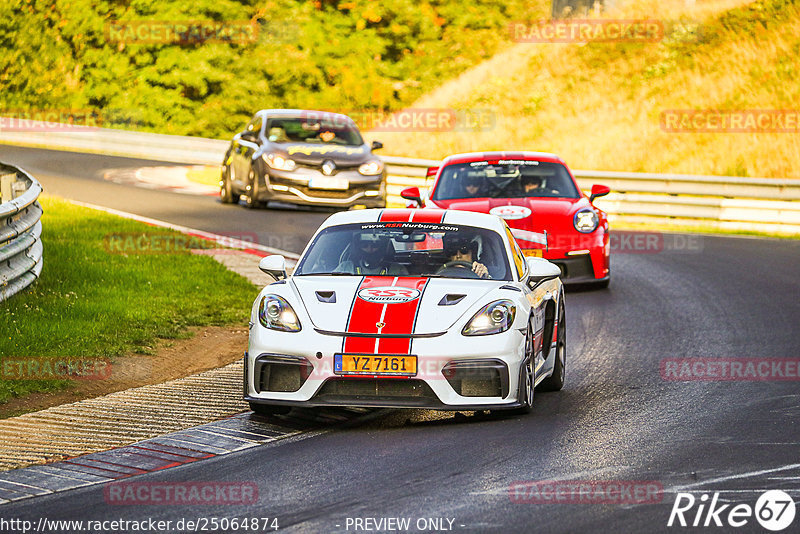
526 257 561 289
259 255 287 280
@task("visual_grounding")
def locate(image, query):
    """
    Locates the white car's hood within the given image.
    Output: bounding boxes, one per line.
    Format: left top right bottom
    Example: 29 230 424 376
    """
291 275 503 335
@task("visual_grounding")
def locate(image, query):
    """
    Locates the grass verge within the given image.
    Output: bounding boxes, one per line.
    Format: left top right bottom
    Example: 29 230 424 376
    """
0 195 256 404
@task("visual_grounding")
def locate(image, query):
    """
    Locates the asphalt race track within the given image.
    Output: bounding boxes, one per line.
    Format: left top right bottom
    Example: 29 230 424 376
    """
1 145 799 533
0 145 329 255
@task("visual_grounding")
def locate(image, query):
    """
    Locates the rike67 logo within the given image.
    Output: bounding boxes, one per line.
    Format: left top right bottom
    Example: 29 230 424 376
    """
668 490 796 531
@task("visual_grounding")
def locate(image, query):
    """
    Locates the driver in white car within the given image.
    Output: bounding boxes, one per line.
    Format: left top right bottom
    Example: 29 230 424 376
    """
438 235 489 278
337 234 408 275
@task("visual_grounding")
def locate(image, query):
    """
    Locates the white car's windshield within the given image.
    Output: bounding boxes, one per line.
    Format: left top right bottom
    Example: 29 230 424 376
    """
295 222 512 280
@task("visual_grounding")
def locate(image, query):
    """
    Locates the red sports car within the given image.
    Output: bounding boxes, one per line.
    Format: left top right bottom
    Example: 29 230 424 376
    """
401 151 611 287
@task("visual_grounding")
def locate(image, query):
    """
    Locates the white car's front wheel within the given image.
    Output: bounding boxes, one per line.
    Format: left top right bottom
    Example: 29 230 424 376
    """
509 321 535 415
539 304 566 391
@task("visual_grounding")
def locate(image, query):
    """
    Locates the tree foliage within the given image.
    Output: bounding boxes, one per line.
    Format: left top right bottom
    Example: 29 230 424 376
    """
0 0 543 137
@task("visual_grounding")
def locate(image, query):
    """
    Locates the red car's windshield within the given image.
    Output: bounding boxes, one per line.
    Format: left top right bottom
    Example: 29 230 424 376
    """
432 160 580 200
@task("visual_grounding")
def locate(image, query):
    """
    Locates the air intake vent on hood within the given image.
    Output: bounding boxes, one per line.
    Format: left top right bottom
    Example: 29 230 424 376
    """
499 285 521 292
438 294 466 306
315 291 336 303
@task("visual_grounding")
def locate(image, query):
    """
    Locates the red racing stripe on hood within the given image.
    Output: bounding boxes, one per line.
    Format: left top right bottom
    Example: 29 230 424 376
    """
343 277 429 355
378 209 445 224
408 210 446 223
379 210 412 222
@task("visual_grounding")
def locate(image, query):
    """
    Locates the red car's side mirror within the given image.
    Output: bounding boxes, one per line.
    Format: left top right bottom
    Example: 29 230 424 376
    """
401 186 424 208
589 184 611 203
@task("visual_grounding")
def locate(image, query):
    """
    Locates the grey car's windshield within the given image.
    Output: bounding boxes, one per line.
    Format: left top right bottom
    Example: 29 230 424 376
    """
295 222 512 281
265 117 364 146
432 160 580 200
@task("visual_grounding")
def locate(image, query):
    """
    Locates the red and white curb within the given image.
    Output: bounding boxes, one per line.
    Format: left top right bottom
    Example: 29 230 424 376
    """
102 166 218 196
68 199 300 264
0 394 372 504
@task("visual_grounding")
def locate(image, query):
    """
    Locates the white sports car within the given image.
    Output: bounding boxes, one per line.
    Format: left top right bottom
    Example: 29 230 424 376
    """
245 208 566 414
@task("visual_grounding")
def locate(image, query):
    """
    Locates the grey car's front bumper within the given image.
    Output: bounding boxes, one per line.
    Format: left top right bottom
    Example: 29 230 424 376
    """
259 168 386 208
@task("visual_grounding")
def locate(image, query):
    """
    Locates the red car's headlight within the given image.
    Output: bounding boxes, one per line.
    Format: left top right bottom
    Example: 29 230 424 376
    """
574 209 599 233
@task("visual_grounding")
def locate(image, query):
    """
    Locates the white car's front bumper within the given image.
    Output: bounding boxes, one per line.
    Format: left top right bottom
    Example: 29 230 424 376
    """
245 324 528 410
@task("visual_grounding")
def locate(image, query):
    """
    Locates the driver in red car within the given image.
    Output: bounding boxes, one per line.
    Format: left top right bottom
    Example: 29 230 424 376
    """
522 175 544 193
438 235 489 278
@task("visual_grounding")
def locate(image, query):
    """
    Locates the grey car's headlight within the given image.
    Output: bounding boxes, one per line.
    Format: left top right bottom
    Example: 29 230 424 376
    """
358 159 384 176
259 295 301 332
263 153 297 172
574 209 599 233
462 300 517 336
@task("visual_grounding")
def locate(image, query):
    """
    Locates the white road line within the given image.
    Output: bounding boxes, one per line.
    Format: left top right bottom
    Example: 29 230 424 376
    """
0 479 53 494
194 428 263 444
669 463 800 492
67 199 301 259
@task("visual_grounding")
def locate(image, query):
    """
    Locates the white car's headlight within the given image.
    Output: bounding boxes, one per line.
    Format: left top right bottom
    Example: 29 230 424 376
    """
263 153 297 172
258 295 301 332
462 300 517 336
574 209 599 233
358 160 384 176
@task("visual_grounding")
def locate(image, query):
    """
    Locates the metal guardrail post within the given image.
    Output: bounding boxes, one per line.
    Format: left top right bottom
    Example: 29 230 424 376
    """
0 163 44 302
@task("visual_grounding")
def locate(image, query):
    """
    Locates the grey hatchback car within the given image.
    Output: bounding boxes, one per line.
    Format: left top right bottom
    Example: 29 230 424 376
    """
220 109 386 209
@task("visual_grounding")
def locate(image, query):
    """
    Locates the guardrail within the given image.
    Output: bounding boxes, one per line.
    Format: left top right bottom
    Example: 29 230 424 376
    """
1 121 798 234
382 157 800 234
0 163 43 302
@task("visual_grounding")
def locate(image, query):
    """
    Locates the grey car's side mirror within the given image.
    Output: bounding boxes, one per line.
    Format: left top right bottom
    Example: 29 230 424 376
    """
259 255 287 280
526 257 561 289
